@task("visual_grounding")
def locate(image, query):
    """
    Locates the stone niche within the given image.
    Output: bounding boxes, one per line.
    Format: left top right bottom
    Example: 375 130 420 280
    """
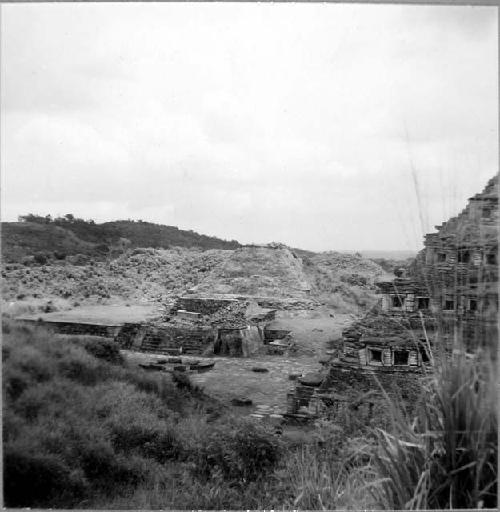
360 343 420 368
213 326 263 357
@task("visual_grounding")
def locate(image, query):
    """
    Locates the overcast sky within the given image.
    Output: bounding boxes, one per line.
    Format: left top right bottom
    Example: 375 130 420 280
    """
1 4 497 251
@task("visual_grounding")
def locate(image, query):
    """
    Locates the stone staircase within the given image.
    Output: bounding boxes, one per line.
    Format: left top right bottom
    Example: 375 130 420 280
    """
138 326 214 355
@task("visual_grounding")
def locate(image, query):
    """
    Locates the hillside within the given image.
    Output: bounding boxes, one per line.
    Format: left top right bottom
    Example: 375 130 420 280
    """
190 244 311 298
2 243 386 318
300 251 387 310
2 217 241 263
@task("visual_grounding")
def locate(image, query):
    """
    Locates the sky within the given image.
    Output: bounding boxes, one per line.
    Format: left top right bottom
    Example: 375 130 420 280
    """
1 3 498 251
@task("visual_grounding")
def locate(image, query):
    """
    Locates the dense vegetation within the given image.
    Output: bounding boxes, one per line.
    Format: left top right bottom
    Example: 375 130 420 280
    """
2 321 497 509
372 351 497 509
2 321 380 509
2 321 284 509
2 214 241 263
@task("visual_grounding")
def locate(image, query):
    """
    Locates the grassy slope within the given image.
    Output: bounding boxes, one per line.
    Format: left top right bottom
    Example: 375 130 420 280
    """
2 220 241 262
2 321 285 509
2 222 98 262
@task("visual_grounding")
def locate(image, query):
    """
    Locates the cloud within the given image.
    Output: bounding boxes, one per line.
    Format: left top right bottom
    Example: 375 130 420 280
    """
1 3 497 251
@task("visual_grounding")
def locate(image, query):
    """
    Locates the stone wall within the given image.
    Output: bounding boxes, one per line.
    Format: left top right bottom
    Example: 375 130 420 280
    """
175 296 239 315
255 297 316 310
19 319 122 339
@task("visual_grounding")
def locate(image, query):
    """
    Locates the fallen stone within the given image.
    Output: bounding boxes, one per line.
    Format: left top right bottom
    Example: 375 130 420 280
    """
167 357 182 364
298 372 324 387
251 366 269 373
139 363 165 371
231 397 253 406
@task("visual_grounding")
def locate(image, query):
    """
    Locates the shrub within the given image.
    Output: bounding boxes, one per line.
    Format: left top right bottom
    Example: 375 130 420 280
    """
172 369 194 391
3 447 88 508
13 379 88 423
68 253 90 266
22 256 35 266
193 419 282 484
110 418 181 463
33 253 48 265
126 370 188 414
96 243 110 253
3 367 32 400
78 442 145 488
77 336 124 365
9 345 55 384
56 347 103 386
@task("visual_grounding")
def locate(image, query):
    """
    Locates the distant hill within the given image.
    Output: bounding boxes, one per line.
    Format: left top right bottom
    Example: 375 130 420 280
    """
340 249 417 260
1 215 241 262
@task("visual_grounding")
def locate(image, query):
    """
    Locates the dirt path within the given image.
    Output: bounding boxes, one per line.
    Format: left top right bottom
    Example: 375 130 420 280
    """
123 312 355 419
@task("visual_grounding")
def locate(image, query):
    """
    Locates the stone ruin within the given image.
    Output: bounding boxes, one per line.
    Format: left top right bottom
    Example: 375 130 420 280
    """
286 173 499 421
167 295 283 357
117 294 290 357
17 292 294 359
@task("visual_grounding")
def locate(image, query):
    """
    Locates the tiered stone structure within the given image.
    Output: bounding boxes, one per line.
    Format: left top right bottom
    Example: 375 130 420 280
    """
377 174 498 353
117 324 215 355
287 174 498 420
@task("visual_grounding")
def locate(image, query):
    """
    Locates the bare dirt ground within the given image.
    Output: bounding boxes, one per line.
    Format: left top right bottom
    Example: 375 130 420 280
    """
124 350 318 417
124 312 355 419
268 311 355 355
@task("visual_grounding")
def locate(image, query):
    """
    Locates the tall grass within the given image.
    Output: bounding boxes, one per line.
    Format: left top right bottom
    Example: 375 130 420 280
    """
369 350 497 509
284 437 376 509
2 320 283 509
